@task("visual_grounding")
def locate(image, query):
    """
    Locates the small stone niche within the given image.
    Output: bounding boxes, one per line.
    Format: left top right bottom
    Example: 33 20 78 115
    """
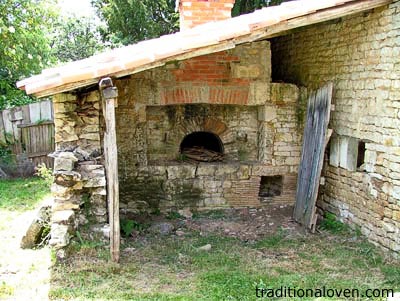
357 141 366 168
259 175 283 198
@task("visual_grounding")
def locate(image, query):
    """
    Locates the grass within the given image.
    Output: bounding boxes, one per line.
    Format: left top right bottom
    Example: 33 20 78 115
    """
0 178 398 300
50 229 400 300
0 177 50 211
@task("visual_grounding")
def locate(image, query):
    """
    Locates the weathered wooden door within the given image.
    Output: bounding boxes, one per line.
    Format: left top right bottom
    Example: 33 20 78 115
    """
294 83 333 231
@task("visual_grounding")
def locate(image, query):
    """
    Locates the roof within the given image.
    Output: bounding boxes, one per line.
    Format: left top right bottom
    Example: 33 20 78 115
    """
17 0 391 98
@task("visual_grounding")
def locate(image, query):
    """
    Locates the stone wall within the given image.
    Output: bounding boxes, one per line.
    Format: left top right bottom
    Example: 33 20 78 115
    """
48 39 305 252
50 92 108 255
271 1 400 254
117 84 303 213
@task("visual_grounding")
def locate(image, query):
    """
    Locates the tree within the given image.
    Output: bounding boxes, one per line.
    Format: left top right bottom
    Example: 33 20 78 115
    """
92 0 179 46
50 15 105 63
0 0 56 109
232 0 288 16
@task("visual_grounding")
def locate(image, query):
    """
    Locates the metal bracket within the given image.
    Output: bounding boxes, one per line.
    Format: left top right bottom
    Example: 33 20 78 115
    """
99 77 118 105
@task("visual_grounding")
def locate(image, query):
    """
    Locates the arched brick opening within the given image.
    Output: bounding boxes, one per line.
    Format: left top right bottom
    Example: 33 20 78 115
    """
180 131 224 154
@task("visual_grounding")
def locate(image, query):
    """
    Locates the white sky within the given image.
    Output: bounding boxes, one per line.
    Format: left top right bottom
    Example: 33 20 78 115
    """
58 0 96 17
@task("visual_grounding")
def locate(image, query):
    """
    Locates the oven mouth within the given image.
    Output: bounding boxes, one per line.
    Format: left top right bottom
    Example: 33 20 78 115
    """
180 131 224 162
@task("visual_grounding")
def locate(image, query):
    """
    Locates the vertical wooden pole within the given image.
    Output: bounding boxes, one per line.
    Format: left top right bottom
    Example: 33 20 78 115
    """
99 78 120 263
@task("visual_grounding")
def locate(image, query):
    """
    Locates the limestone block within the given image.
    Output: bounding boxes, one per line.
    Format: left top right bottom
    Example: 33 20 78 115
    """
83 176 106 188
196 165 216 177
52 202 80 211
81 125 99 134
382 222 397 233
392 186 400 200
52 210 75 224
285 157 300 166
393 211 400 222
51 184 72 197
166 165 196 179
339 136 358 171
81 116 99 125
54 171 81 187
79 133 100 141
270 83 299 103
248 82 270 105
55 132 79 143
79 164 105 176
49 224 70 249
329 136 340 167
53 102 77 113
215 165 239 177
231 64 261 79
53 93 76 103
389 242 400 252
54 158 75 172
57 152 78 162
258 105 277 122
92 187 107 195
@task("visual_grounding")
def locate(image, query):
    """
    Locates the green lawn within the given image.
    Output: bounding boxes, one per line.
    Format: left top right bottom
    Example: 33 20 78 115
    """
50 224 400 300
0 177 50 211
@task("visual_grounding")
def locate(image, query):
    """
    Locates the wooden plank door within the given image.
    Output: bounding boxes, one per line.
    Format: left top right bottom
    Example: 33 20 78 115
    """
294 82 333 231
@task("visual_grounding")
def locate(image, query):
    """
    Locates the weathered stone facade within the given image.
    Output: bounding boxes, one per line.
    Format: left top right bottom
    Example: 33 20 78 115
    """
271 1 400 254
48 40 303 250
50 92 108 252
115 41 303 215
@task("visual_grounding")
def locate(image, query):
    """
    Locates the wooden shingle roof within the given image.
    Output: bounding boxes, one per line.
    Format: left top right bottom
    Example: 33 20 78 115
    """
17 0 391 97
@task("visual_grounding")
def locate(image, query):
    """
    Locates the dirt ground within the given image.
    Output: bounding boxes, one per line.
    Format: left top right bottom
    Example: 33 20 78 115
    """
1 200 300 300
0 200 52 301
185 205 302 242
125 204 304 244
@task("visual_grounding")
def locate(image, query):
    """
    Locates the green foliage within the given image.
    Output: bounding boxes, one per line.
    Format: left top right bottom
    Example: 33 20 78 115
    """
150 208 161 216
232 0 287 17
35 163 54 187
0 142 14 166
165 211 182 220
0 177 50 211
120 219 144 237
319 212 349 234
0 0 57 109
176 153 187 162
50 15 105 63
92 0 179 46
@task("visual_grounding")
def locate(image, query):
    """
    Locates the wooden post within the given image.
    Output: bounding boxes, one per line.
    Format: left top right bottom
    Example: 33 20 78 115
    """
99 78 120 263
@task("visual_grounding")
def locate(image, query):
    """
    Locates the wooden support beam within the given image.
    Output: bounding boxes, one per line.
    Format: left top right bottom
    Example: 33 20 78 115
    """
99 77 120 263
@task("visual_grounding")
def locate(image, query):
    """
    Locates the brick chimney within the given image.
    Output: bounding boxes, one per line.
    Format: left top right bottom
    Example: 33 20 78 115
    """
179 0 235 31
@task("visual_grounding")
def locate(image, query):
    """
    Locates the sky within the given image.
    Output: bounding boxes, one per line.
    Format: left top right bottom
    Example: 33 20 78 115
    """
58 0 96 17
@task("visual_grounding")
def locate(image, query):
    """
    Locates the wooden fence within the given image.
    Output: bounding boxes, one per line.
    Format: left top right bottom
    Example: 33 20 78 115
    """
0 100 55 168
